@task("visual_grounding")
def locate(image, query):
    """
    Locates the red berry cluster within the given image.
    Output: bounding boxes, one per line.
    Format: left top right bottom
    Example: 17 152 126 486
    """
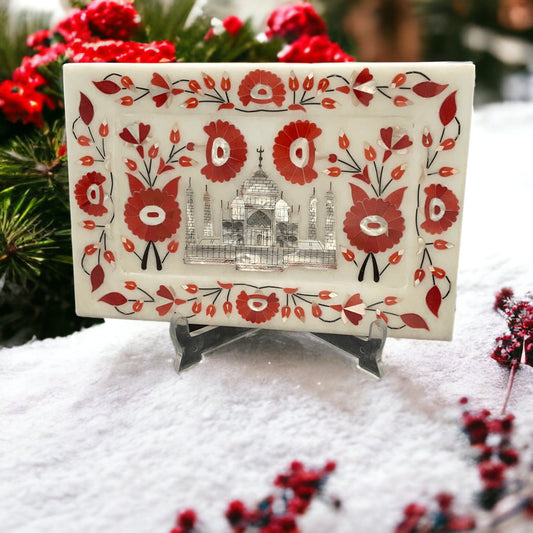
170 461 338 533
492 288 533 368
459 398 519 510
225 461 338 533
170 509 198 533
395 493 476 533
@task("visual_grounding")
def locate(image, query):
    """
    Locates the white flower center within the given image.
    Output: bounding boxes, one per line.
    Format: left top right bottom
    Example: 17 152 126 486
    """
429 198 446 222
250 83 273 101
289 137 309 168
140 205 166 226
360 215 388 236
87 184 102 205
211 137 230 167
247 297 267 312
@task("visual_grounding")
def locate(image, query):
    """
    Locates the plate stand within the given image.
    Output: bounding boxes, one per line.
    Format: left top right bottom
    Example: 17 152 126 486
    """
170 315 386 379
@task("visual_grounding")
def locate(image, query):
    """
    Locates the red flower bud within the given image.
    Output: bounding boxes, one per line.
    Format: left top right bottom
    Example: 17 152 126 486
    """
319 290 337 300
364 143 376 162
289 72 299 91
437 138 455 151
223 301 233 316
103 250 115 264
429 265 446 279
84 243 98 255
183 284 198 294
170 129 180 144
422 128 433 147
182 97 198 109
338 130 349 150
393 95 411 107
125 158 137 171
434 239 454 250
342 247 355 262
167 240 179 253
122 237 135 253
188 79 203 95
414 268 425 286
206 304 216 318
125 281 137 290
317 78 329 95
391 73 406 88
133 300 144 313
121 76 134 89
221 73 231 91
99 122 109 137
202 73 215 90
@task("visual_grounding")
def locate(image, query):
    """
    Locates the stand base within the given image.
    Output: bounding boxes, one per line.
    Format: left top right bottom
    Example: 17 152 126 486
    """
170 316 387 379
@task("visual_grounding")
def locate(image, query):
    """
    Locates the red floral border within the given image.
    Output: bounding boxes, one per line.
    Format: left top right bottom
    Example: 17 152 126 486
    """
70 66 468 334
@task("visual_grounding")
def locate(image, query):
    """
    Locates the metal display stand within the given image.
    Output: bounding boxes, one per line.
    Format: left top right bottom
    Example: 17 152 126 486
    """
170 315 387 379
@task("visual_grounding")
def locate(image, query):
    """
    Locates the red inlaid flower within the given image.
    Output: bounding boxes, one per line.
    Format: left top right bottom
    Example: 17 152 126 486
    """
273 120 322 185
74 171 108 216
420 184 459 235
343 188 405 253
235 290 280 324
124 187 181 242
201 120 247 183
350 68 375 107
238 69 286 107
378 126 412 162
342 293 366 326
150 72 183 108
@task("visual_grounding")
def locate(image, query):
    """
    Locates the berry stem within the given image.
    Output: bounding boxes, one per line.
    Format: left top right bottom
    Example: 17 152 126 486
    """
501 360 519 415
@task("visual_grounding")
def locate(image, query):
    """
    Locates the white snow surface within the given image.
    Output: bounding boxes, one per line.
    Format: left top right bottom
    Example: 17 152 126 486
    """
1 103 533 532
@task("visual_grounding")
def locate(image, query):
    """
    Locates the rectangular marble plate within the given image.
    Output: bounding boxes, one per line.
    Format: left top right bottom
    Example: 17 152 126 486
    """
64 62 474 339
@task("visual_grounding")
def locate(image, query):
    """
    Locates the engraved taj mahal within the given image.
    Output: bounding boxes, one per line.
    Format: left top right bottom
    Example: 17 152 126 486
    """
185 148 337 271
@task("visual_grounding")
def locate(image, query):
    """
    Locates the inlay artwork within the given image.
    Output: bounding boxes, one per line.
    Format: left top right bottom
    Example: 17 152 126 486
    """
65 62 474 339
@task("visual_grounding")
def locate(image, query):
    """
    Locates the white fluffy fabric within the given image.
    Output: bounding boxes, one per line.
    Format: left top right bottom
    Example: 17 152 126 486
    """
2 103 533 533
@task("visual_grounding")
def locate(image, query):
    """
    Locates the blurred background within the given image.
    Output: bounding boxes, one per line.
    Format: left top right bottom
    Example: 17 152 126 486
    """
7 0 533 105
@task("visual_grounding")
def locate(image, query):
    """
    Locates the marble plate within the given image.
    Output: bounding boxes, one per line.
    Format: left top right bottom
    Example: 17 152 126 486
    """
64 62 474 339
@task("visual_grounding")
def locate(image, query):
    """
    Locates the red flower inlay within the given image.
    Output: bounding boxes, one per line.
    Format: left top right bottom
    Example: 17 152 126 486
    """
124 188 181 242
420 184 459 235
201 120 247 182
235 291 280 324
238 69 286 107
378 126 412 162
273 120 322 185
342 293 366 326
350 68 375 107
150 72 183 108
343 196 405 253
74 171 108 216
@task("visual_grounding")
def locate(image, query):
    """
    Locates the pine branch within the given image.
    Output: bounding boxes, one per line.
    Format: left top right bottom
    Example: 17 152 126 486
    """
0 121 68 193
